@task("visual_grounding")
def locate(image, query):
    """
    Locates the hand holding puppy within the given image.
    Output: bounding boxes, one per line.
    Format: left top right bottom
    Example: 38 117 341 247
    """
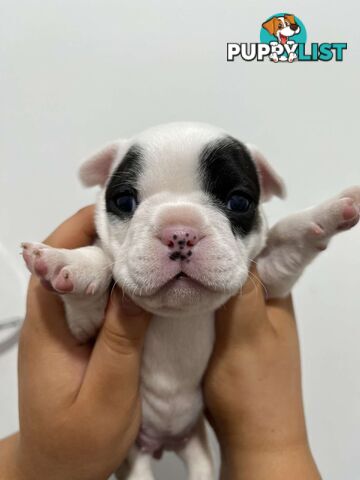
1 206 151 480
204 272 321 480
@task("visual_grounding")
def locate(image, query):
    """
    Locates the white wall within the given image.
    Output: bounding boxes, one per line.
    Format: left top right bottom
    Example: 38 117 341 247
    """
0 1 359 478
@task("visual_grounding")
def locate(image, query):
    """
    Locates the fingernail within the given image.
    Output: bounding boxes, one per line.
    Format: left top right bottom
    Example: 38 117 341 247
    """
120 295 145 316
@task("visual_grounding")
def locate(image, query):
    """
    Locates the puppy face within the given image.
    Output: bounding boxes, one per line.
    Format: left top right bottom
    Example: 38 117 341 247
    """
262 14 300 44
80 123 285 317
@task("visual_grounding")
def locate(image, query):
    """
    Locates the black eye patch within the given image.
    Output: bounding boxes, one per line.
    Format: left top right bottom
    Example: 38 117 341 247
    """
105 144 143 220
199 136 260 236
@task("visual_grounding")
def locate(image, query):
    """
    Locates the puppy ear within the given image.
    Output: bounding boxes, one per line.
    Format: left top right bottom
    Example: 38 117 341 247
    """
262 17 277 35
79 141 127 187
246 144 286 202
284 14 296 24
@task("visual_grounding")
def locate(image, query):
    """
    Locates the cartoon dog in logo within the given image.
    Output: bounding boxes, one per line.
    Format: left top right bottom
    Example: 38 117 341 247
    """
262 14 301 62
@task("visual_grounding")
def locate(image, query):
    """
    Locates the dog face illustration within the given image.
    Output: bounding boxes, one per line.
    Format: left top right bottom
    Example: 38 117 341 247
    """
262 14 300 45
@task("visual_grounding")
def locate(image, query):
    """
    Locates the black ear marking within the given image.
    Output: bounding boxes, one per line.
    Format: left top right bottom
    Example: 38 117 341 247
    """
105 144 144 220
199 136 260 236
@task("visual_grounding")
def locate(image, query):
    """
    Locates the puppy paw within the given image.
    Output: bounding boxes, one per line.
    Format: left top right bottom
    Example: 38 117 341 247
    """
307 187 360 249
21 242 104 295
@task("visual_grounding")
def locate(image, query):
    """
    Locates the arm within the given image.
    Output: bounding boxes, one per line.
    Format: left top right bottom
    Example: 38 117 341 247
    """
204 272 321 480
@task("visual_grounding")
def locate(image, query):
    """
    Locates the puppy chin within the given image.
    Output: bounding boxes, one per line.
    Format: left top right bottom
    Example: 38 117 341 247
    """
132 286 231 317
113 246 251 316
121 268 248 317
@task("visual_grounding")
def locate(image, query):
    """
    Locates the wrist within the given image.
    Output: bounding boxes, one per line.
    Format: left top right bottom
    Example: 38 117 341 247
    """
0 433 107 480
220 441 321 480
0 433 23 480
0 433 42 480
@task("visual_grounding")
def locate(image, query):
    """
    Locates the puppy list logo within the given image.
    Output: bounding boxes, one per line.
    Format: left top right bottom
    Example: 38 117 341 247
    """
227 13 347 63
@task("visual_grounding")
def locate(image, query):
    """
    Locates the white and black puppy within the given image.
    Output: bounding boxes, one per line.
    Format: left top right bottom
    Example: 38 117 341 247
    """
22 122 360 480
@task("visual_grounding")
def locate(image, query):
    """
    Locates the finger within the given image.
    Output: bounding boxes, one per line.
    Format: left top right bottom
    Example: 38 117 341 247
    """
215 269 271 347
215 269 296 347
267 294 296 332
78 289 151 412
19 278 91 409
44 205 96 248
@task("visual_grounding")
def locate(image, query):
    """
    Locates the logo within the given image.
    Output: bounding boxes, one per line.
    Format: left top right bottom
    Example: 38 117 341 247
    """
227 13 347 63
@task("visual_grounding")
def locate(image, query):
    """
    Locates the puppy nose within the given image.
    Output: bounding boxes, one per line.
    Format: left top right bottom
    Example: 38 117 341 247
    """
290 23 298 31
160 225 200 249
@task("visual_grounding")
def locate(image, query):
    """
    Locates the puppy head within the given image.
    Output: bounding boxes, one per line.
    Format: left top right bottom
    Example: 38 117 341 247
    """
80 123 285 317
262 14 300 43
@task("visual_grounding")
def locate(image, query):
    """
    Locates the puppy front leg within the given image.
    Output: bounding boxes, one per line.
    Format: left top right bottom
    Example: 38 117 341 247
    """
257 186 360 298
176 417 215 480
22 242 112 341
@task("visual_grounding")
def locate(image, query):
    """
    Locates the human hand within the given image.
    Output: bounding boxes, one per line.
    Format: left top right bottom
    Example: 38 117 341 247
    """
1 207 151 480
204 272 321 480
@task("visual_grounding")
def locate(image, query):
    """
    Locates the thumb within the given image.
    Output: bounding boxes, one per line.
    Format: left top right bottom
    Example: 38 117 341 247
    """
214 271 271 349
79 289 151 410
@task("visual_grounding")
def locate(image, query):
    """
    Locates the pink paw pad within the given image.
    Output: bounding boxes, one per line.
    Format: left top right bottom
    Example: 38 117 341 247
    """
85 282 97 295
342 199 358 220
308 223 327 251
338 198 360 230
21 243 48 275
33 256 49 276
53 269 74 293
309 223 325 236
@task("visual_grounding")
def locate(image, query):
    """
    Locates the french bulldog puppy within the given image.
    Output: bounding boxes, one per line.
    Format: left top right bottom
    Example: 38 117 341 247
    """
22 123 360 479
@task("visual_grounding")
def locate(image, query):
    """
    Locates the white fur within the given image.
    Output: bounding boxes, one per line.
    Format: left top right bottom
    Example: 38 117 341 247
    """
22 123 360 479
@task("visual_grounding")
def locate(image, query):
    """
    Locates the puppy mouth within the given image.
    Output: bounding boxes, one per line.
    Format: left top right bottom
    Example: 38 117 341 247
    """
279 33 288 44
174 271 189 280
168 270 200 286
159 270 215 293
130 269 227 299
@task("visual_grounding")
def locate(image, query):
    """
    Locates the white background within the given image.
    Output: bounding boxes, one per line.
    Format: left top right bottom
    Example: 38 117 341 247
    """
0 1 359 478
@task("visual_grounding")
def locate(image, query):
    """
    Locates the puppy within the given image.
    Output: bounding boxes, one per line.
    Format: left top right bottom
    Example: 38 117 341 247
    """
262 14 301 62
22 123 360 479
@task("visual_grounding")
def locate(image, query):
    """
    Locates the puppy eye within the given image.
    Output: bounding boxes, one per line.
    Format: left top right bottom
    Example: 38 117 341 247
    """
113 193 137 213
226 194 252 213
